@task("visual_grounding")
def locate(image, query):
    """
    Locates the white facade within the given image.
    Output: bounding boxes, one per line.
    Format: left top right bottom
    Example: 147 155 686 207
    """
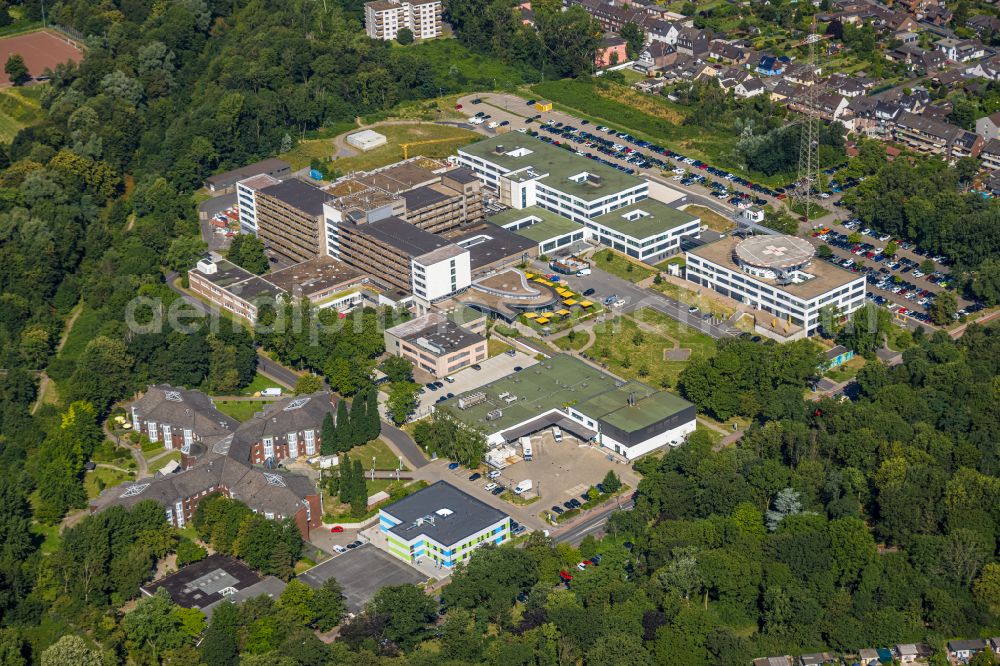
364 0 441 40
584 212 700 262
411 249 472 302
685 252 867 334
235 174 279 234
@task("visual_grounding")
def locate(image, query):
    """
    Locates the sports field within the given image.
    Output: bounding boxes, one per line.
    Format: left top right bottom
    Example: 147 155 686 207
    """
0 29 83 85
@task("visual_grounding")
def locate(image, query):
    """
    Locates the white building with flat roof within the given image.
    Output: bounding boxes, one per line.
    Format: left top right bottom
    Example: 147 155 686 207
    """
364 0 442 40
685 235 866 338
235 173 280 234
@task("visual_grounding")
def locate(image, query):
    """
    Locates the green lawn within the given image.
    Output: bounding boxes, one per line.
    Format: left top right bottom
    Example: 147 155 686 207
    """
31 522 62 557
825 355 865 383
84 467 134 499
488 338 513 357
215 400 273 422
240 372 284 396
0 85 44 142
281 122 481 173
593 249 655 283
350 438 406 471
150 450 182 473
553 330 590 351
589 309 716 389
683 204 734 233
57 304 103 362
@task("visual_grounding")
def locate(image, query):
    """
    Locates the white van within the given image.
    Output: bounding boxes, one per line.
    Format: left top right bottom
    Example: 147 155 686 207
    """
261 388 283 397
514 479 533 495
551 426 563 443
519 436 533 461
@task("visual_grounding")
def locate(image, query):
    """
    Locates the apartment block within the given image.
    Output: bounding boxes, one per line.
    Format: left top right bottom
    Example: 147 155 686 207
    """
892 112 984 161
384 311 486 378
364 0 442 40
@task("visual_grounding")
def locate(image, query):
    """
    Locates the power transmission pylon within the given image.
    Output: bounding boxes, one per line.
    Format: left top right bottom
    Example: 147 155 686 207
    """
793 18 821 228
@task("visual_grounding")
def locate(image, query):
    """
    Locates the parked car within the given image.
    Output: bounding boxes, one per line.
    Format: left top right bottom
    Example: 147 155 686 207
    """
448 462 460 470
582 288 596 296
469 472 481 481
484 482 498 491
551 505 564 514
491 486 504 495
488 470 501 479
330 525 344 533
346 541 362 549
333 545 347 554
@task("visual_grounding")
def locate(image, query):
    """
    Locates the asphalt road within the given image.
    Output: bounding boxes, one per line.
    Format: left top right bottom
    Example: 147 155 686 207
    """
381 422 430 469
553 498 635 546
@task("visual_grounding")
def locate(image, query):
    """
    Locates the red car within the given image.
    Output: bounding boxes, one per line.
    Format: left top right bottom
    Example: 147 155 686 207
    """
330 526 344 533
559 571 573 582
455 104 463 109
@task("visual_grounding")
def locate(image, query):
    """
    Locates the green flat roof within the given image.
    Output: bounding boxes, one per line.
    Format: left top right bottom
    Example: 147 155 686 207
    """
438 354 691 434
488 207 583 244
459 135 644 203
591 199 699 241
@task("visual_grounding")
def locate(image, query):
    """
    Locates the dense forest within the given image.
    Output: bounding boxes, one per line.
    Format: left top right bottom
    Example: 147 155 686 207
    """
0 0 999 663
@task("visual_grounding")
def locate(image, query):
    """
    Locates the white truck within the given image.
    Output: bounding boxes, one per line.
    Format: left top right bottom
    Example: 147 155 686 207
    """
551 426 563 443
514 479 533 495
260 388 283 397
519 436 533 461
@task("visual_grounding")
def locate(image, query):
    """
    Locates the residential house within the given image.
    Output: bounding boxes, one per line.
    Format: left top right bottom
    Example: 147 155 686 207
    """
965 56 1000 81
767 79 803 103
893 112 984 160
895 30 919 44
636 41 677 72
596 35 629 68
988 170 1000 195
788 93 850 123
936 38 987 63
91 454 322 539
895 644 919 664
735 77 766 98
827 73 867 97
645 19 681 45
675 27 710 57
857 648 880 666
784 63 821 86
921 49 949 72
948 639 987 662
887 43 926 69
755 55 786 76
709 39 746 64
753 657 793 666
230 392 337 466
981 138 1000 171
798 652 836 665
566 0 646 33
976 111 1000 141
966 14 1000 38
128 385 239 465
922 4 952 26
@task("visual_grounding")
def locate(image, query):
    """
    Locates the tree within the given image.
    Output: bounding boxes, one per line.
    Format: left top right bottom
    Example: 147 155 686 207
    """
929 291 957 325
311 577 347 631
816 244 834 259
847 231 862 245
279 579 316 627
601 470 622 494
366 387 381 441
41 635 103 666
175 538 207 566
4 55 28 86
396 27 414 45
371 584 437 650
387 381 419 425
883 240 897 257
334 398 350 452
620 22 644 59
294 373 323 395
349 390 368 446
765 488 803 531
120 588 190 663
166 235 206 272
199 627 238 666
973 562 1000 610
320 412 335 455
920 259 936 275
382 356 413 383
227 234 269 274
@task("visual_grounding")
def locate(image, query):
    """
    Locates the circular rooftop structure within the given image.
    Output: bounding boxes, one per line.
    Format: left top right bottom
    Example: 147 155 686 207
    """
735 235 815 272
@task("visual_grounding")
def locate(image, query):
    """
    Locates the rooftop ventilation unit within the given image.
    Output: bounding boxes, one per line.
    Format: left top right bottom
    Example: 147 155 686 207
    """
459 392 487 409
486 409 503 421
495 144 505 154
587 173 603 186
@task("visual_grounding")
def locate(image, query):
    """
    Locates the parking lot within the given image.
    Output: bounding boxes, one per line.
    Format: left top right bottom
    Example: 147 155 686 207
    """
443 429 640 527
418 350 538 414
298 544 426 613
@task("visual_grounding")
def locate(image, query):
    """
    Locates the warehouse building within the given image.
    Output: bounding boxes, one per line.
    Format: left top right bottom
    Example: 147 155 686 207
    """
378 481 509 569
685 235 866 339
438 354 697 460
